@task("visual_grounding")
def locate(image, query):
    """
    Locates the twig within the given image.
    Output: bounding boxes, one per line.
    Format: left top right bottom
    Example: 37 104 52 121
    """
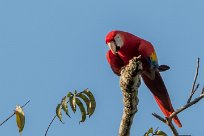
45 97 72 136
0 112 15 126
152 113 166 124
45 115 57 136
119 56 142 136
187 58 200 103
21 100 31 108
153 58 204 136
166 119 179 136
194 84 200 94
154 127 159 134
0 100 30 126
170 94 204 119
152 113 179 136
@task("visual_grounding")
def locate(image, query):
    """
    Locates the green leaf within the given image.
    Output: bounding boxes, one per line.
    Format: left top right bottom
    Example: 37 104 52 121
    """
143 133 149 136
67 92 73 97
74 90 77 95
61 96 71 118
81 89 96 117
69 95 76 113
148 127 153 134
144 127 153 136
156 130 167 136
56 104 64 123
75 98 86 123
15 105 25 134
77 93 91 115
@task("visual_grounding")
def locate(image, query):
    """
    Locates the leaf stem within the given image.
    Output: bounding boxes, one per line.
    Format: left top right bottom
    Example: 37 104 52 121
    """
0 100 30 126
45 115 57 136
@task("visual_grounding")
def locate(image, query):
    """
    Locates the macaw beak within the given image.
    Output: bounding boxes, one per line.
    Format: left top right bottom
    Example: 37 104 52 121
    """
107 41 117 55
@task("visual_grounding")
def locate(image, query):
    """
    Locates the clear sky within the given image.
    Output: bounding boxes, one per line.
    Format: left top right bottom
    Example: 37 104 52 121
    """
0 0 204 135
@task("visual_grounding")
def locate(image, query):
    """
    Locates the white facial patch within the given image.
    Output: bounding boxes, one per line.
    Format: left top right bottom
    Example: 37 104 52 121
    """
114 34 124 48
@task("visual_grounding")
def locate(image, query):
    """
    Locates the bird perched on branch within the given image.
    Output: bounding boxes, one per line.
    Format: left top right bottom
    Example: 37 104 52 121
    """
105 30 182 127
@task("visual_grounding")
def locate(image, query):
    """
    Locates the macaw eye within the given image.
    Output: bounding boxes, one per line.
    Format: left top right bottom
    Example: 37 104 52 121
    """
114 34 123 48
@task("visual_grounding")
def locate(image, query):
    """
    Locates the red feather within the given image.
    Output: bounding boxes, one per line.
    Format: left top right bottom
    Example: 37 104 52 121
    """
106 50 125 76
142 71 182 127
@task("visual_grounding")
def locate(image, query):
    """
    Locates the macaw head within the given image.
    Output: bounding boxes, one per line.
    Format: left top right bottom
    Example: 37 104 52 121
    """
105 30 125 55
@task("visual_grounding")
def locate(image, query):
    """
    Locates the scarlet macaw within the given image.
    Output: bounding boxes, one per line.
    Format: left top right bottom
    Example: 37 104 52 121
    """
105 30 182 127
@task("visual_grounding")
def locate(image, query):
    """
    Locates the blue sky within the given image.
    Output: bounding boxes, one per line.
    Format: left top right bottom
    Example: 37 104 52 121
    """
0 0 204 135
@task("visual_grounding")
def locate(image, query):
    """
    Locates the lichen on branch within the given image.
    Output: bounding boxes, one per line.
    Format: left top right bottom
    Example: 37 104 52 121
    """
119 56 142 136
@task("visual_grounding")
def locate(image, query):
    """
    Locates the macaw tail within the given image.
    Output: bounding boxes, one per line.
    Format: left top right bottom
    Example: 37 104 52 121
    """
141 71 182 127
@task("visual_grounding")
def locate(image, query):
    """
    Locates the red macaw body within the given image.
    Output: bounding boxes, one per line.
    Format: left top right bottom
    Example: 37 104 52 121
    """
105 30 182 127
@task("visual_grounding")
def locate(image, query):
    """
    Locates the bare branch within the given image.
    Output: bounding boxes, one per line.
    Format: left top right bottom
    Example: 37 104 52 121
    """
45 115 57 136
153 58 204 136
21 100 31 108
0 100 30 126
170 94 204 119
153 91 204 136
152 113 166 124
166 119 179 136
0 112 15 126
119 56 142 136
152 113 179 136
187 58 200 103
195 84 200 92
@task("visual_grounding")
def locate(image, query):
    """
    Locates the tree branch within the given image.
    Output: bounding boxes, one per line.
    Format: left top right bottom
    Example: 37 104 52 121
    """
152 113 179 136
187 58 200 103
170 93 204 120
45 115 57 136
153 92 204 136
153 58 204 136
119 56 142 136
118 56 203 136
